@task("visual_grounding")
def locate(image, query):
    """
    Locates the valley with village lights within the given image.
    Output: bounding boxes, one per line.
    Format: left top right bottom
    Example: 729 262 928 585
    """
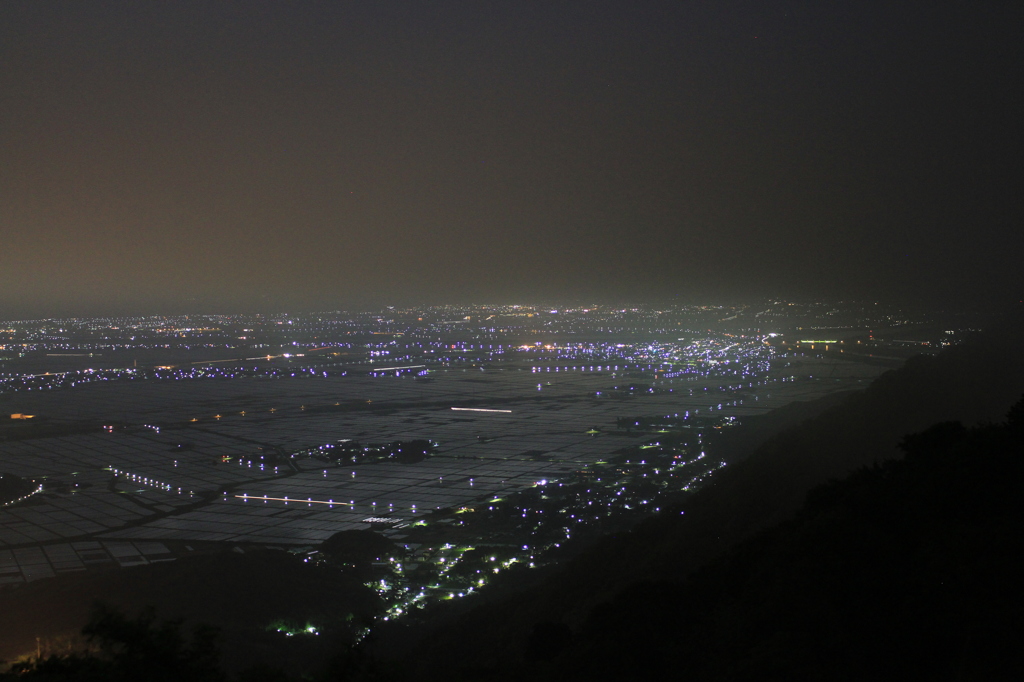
1 301 986 673
2 2 1022 677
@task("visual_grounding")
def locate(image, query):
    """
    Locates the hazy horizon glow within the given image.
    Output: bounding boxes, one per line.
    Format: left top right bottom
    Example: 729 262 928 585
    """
2 1 1022 317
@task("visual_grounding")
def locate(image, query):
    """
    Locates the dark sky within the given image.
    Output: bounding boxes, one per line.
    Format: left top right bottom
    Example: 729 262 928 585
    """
1 1 1022 316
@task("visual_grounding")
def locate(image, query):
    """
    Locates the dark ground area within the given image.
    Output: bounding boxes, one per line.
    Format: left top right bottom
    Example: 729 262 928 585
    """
0 550 377 677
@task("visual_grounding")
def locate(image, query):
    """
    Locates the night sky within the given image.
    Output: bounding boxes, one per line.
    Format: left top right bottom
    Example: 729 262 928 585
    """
1 1 1021 316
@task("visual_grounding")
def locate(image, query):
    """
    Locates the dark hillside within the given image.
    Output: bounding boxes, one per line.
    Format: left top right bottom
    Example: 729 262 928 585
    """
0 550 377 676
398 318 1024 679
509 408 1024 680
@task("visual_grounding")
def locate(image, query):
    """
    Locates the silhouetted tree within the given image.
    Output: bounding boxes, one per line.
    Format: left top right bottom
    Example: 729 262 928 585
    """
1 604 225 682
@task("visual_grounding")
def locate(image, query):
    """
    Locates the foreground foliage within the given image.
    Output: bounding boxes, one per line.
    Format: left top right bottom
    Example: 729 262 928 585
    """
1 605 224 682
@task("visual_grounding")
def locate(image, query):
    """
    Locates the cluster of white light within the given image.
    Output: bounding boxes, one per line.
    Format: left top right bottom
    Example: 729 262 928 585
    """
109 468 186 495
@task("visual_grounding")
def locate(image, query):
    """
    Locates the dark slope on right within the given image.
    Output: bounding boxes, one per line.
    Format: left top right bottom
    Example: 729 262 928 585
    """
519 401 1024 681
394 315 1024 680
